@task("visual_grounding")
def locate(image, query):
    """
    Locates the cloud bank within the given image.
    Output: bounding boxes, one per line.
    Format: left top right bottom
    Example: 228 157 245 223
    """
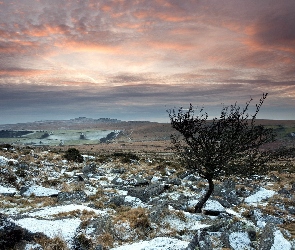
0 0 294 123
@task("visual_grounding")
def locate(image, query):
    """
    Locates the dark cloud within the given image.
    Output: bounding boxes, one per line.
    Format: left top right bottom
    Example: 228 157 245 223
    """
253 8 295 49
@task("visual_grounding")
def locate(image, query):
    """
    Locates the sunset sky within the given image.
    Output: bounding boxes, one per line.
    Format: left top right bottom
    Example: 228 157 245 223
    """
1 0 295 124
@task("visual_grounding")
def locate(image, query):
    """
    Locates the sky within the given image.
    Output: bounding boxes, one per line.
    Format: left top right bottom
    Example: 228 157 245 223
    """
0 0 295 124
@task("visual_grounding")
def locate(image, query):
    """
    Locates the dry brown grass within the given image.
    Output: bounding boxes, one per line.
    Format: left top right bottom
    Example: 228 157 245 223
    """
95 233 114 249
0 196 57 210
281 222 295 238
114 207 150 229
35 235 69 250
53 209 98 221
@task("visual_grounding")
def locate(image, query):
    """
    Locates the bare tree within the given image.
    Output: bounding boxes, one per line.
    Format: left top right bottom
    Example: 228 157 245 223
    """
168 93 276 213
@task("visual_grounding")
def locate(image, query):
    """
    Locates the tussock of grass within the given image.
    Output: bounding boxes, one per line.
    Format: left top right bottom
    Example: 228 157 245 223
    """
35 235 69 250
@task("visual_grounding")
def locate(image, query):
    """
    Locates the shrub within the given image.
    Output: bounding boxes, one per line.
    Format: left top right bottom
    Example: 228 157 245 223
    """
113 152 140 163
168 93 276 212
64 148 84 163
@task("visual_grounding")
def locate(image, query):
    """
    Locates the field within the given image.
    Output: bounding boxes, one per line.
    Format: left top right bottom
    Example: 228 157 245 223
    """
1 118 295 249
1 119 295 153
0 129 115 146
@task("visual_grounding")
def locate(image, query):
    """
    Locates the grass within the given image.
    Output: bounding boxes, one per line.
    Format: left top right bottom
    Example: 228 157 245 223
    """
114 207 150 229
35 235 69 250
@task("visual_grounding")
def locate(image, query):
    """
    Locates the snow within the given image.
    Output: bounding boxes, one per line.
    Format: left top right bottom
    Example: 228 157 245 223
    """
0 185 17 194
253 209 267 228
226 208 242 218
229 232 253 250
9 204 107 248
24 243 42 250
0 155 8 166
110 237 188 250
203 200 225 212
124 195 146 207
245 187 276 204
13 217 81 248
21 185 59 197
24 204 107 218
271 230 291 250
82 154 96 160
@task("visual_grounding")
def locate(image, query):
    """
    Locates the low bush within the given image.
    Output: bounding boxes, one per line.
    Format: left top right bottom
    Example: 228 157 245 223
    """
64 148 84 163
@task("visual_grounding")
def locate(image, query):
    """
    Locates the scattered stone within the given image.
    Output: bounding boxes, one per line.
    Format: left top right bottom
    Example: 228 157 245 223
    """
249 209 285 228
167 177 182 185
58 190 88 203
82 163 97 175
111 167 126 174
127 184 169 202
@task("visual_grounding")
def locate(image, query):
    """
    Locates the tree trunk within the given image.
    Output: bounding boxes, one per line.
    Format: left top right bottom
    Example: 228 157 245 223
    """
194 178 214 213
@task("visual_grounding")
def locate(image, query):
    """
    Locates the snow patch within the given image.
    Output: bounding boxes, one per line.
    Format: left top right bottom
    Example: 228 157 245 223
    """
0 185 17 195
124 195 146 208
203 200 225 212
0 156 8 166
25 204 107 218
110 237 188 250
229 232 253 250
245 187 276 204
21 185 59 197
13 217 81 248
271 230 291 250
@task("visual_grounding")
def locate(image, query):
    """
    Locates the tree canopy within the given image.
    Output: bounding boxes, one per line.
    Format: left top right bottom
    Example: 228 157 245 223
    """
168 93 276 212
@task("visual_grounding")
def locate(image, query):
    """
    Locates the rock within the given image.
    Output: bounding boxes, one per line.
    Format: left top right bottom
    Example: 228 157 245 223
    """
131 176 150 186
259 223 292 250
184 174 199 182
0 213 43 249
167 178 182 186
278 188 292 198
109 195 126 207
76 174 85 181
186 228 214 250
148 194 190 211
20 185 59 197
16 162 29 170
74 215 114 249
58 190 88 203
111 177 125 185
203 200 225 216
214 180 241 207
109 195 145 208
229 232 252 250
82 163 97 175
111 167 126 174
127 184 169 202
211 220 256 249
250 209 285 228
286 206 295 215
